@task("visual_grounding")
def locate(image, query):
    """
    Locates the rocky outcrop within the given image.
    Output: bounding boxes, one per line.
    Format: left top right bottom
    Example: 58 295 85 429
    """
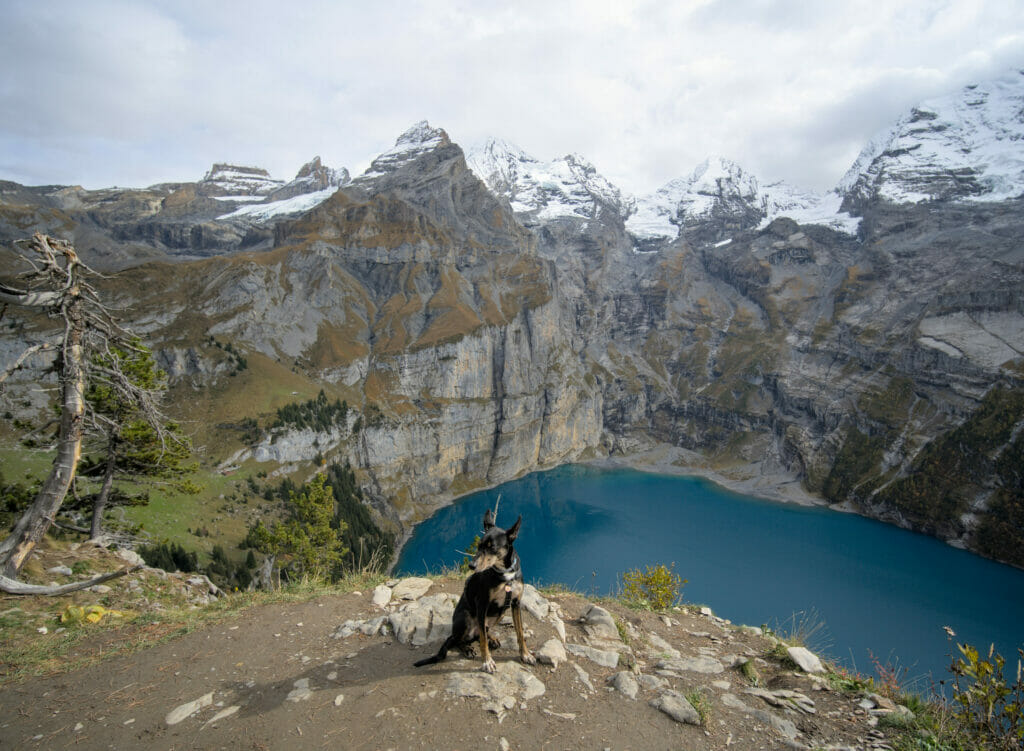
197 164 284 197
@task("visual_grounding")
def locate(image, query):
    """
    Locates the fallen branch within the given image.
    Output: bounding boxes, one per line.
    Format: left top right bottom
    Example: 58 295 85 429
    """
52 520 91 534
0 341 53 386
0 564 142 595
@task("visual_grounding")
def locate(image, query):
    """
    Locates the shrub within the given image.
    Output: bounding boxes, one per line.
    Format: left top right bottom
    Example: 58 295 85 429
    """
620 563 686 610
685 689 711 726
947 639 1024 750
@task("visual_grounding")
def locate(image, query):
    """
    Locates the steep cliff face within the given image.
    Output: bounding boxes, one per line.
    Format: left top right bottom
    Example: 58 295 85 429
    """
93 124 603 527
2 77 1023 563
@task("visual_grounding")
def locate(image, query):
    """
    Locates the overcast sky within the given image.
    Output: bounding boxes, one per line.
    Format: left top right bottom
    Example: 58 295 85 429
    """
1 0 1023 196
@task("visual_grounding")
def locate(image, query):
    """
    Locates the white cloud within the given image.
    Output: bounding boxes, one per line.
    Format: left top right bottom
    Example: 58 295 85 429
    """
1 0 1022 194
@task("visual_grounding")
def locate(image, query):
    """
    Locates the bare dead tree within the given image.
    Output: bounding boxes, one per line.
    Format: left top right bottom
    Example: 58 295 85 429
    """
0 233 171 592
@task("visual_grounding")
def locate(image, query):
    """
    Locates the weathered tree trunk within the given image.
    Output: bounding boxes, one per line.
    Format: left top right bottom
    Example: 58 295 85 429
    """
90 442 118 540
0 565 141 595
0 237 85 577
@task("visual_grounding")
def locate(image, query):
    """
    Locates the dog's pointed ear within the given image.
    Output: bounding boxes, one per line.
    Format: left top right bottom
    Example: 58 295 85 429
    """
506 515 522 541
482 509 495 531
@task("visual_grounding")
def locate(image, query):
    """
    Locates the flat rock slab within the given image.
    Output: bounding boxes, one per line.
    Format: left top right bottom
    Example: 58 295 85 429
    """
390 577 433 601
572 663 595 691
390 593 457 646
722 693 800 741
656 655 724 674
644 631 681 659
637 673 667 691
444 661 545 715
566 643 619 668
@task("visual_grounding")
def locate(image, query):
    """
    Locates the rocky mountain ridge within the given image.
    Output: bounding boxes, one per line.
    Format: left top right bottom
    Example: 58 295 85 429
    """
2 73 1023 566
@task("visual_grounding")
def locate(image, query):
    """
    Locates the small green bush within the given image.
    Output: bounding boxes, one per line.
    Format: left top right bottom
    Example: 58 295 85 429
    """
740 658 760 686
620 563 686 610
947 640 1024 750
685 689 711 726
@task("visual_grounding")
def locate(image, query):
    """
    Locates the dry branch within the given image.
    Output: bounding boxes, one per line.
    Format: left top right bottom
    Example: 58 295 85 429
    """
0 565 142 595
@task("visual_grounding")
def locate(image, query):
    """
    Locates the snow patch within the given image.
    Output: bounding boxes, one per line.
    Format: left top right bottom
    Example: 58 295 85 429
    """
218 188 337 221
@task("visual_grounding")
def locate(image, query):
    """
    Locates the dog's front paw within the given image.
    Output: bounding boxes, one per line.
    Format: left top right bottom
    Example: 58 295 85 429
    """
481 657 497 673
520 650 537 666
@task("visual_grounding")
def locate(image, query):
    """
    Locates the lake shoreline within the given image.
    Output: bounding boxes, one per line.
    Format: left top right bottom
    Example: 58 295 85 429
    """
583 444 827 509
387 443 829 573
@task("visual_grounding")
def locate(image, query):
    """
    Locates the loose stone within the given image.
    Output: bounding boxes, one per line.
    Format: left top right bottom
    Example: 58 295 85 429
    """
649 690 701 725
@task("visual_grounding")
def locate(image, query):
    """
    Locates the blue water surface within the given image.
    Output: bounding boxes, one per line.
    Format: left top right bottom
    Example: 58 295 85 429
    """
395 464 1024 683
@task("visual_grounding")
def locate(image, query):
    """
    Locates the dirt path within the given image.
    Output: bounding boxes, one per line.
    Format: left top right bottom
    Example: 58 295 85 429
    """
0 577 900 750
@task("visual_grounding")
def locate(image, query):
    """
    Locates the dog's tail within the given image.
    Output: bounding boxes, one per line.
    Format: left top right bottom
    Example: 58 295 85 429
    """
413 636 454 667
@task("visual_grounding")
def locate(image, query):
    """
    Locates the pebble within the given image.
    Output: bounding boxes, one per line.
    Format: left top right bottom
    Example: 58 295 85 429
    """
286 679 313 702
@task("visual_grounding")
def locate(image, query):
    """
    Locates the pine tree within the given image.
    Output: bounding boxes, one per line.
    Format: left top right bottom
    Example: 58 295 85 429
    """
251 474 349 582
81 341 197 538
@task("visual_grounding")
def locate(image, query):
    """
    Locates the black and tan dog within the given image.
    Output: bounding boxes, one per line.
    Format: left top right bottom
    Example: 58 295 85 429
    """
413 510 535 673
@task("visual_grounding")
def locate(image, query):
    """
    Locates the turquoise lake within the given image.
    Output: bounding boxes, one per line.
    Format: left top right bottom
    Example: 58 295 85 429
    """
395 464 1024 684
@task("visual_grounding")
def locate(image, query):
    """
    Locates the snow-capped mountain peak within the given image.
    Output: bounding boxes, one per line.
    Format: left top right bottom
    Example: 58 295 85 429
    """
357 120 451 181
292 156 350 190
466 138 632 222
839 71 1024 205
627 155 859 242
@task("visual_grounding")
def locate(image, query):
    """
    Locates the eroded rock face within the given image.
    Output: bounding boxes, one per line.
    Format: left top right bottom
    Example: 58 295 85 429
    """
2 95 1022 560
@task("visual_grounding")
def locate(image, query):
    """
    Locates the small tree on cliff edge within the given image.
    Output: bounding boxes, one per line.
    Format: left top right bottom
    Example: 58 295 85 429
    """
0 234 178 589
